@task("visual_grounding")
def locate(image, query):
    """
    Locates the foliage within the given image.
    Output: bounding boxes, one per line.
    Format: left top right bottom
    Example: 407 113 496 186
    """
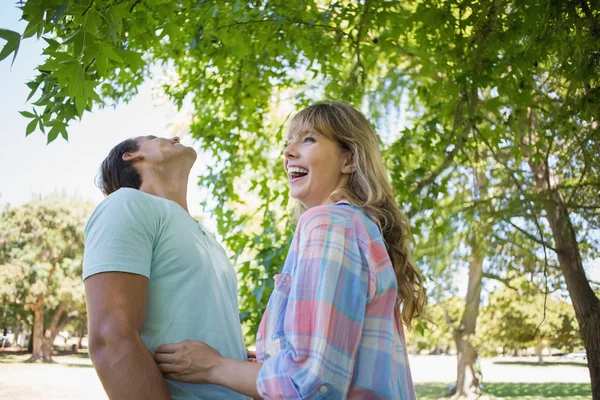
2 1 599 347
480 279 583 355
406 295 463 354
0 197 92 347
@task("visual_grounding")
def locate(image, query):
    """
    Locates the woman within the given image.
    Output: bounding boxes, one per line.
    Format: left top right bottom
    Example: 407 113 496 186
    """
154 102 425 399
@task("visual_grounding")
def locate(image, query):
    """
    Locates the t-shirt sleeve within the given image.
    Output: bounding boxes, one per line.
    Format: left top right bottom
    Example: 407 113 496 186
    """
83 189 158 280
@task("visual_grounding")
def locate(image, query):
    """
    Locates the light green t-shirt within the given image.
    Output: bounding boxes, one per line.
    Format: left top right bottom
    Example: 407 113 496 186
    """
83 188 248 400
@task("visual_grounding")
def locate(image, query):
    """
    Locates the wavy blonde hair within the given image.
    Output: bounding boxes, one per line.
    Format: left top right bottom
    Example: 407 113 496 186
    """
287 101 426 327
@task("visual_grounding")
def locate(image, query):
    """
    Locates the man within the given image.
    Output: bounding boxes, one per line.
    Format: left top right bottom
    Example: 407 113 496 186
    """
83 135 248 399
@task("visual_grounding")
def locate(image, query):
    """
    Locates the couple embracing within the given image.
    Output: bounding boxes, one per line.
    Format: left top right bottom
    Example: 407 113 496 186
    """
83 101 425 400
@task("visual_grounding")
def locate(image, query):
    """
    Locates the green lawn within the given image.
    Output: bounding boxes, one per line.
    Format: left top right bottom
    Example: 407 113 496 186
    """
0 351 593 400
415 382 592 399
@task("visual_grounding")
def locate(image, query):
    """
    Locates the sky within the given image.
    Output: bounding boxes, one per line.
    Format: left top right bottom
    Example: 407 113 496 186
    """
0 3 598 285
0 3 209 221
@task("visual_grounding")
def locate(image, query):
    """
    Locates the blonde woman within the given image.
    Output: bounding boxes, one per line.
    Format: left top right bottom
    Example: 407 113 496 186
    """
154 102 425 399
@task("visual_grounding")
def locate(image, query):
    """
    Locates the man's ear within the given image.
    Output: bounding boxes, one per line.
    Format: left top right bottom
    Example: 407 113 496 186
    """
341 152 356 175
122 152 143 163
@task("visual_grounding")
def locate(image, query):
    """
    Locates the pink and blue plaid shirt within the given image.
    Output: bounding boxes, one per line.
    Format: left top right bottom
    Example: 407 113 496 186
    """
255 202 416 399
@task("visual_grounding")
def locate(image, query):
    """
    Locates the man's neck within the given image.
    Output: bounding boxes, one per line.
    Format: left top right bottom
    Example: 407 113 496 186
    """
138 169 190 213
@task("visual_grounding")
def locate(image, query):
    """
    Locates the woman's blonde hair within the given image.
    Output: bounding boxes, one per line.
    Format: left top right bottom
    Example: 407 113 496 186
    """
287 101 426 327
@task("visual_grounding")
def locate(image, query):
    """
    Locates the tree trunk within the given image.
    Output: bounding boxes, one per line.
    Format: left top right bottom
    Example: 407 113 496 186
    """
526 133 600 398
452 236 484 398
27 300 71 362
536 336 544 365
544 197 600 398
10 317 21 348
77 326 85 350
28 297 51 362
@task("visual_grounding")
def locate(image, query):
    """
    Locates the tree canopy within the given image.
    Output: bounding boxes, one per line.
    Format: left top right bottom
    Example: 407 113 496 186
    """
0 196 92 361
2 0 599 395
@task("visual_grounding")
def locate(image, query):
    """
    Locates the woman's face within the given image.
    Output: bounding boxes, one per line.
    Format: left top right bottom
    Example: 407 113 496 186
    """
283 129 353 209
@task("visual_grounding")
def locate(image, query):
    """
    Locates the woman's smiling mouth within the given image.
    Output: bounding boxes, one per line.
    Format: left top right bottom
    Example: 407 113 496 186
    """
288 166 309 183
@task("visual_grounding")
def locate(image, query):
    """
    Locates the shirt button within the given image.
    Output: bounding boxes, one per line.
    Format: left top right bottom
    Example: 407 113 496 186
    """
256 332 262 340
318 385 328 394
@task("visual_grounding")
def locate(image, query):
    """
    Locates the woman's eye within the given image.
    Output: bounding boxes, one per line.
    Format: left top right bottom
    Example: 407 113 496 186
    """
303 136 315 143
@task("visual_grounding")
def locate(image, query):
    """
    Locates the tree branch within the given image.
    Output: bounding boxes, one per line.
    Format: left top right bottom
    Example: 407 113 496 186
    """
348 0 370 85
408 1 500 207
407 85 469 208
482 272 518 291
507 220 558 253
82 0 94 16
215 19 357 45
129 0 141 13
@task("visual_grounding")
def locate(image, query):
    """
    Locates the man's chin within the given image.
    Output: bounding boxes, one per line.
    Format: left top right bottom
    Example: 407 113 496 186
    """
186 147 198 161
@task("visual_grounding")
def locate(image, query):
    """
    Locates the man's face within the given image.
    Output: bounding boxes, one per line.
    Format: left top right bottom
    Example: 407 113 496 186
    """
128 135 197 166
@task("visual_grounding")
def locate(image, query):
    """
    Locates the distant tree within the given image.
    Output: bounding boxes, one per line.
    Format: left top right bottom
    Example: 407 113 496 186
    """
481 278 583 363
0 197 92 362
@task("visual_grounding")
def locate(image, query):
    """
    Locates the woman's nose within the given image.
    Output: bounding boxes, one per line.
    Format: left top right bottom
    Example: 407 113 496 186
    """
170 137 180 144
284 144 297 159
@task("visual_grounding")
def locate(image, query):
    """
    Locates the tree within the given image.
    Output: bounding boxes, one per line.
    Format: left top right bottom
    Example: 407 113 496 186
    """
2 1 599 396
481 278 584 362
0 197 92 362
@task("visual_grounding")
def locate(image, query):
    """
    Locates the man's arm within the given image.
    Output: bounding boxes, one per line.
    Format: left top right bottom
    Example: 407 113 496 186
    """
86 271 171 400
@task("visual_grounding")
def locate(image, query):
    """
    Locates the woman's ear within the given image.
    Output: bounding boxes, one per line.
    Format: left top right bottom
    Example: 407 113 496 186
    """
122 152 143 163
341 152 356 175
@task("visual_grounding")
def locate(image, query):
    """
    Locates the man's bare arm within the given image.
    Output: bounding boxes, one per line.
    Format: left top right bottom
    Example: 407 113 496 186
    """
85 272 171 400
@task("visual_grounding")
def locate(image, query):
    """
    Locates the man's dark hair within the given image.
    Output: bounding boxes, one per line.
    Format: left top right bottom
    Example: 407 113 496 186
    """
96 138 142 196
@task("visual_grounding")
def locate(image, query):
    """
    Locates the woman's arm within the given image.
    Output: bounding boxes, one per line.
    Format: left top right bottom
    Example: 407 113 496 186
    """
212 357 263 399
154 340 262 399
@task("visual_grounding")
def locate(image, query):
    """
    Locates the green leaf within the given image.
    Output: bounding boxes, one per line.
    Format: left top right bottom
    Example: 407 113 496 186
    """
0 29 21 67
100 45 123 63
75 95 86 117
47 125 61 144
25 80 42 102
22 12 43 39
25 119 37 136
42 37 60 49
62 28 82 44
83 80 102 103
52 4 68 24
19 111 36 119
95 55 108 76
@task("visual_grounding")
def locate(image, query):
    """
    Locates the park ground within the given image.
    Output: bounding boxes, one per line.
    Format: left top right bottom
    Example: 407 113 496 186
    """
0 352 592 399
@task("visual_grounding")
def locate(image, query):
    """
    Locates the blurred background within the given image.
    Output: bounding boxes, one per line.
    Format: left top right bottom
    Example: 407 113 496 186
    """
1 1 598 399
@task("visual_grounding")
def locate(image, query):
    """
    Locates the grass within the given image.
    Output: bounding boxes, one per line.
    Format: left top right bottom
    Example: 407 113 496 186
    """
0 351 592 399
492 360 588 368
415 382 593 399
0 350 93 368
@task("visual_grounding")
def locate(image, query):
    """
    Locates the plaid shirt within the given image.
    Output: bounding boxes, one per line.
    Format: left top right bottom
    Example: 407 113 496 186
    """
256 202 416 399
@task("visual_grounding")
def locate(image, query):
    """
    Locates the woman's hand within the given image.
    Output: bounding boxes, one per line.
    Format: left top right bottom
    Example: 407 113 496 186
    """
154 340 223 384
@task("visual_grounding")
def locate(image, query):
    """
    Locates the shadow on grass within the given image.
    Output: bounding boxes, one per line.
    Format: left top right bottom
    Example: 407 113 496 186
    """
61 362 94 368
493 360 587 368
0 350 91 364
414 382 448 399
484 382 591 398
0 351 30 363
55 351 91 359
415 382 592 399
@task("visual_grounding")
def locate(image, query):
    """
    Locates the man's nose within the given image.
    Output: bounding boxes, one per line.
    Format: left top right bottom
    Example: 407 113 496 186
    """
170 137 180 144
